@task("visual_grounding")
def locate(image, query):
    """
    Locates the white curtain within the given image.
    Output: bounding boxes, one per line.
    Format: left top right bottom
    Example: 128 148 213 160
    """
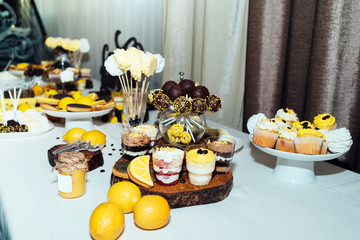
34 0 163 90
162 0 248 130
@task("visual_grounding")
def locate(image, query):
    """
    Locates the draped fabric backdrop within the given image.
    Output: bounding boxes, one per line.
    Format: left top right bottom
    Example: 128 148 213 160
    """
34 0 163 90
162 0 249 129
243 0 360 173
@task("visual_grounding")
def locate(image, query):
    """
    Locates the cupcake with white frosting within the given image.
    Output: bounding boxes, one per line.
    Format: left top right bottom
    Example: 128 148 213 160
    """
325 128 353 153
252 118 280 148
275 108 299 125
275 127 297 153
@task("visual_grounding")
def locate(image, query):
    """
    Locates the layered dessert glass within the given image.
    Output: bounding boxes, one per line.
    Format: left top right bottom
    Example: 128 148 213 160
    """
206 138 236 174
152 145 184 186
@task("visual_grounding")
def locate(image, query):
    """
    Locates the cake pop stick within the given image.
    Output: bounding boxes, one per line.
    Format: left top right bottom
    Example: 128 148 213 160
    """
185 120 196 143
0 90 5 114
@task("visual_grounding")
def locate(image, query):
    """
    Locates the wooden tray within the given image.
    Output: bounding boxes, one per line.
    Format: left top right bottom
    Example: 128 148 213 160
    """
110 168 233 209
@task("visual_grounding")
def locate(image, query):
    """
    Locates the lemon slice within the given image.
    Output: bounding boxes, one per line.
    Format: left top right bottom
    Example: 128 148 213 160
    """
128 155 153 188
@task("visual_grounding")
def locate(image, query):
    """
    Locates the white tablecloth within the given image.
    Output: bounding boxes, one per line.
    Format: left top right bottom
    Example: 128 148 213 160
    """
1 116 360 240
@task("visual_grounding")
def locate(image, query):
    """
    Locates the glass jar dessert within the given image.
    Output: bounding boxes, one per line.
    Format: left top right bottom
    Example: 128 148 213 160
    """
121 130 150 160
53 151 87 199
206 138 236 174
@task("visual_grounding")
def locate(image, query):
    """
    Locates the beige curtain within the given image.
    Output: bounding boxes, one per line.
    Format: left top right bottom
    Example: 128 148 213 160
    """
162 0 249 129
244 0 360 172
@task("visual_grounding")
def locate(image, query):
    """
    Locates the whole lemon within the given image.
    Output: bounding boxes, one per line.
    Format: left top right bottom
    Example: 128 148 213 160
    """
107 181 141 214
31 84 44 96
133 195 171 230
58 97 76 110
62 127 87 143
76 96 94 105
89 202 125 240
81 130 106 145
17 103 31 112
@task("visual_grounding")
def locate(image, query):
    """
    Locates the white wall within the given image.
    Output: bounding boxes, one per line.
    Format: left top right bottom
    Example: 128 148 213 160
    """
34 0 163 89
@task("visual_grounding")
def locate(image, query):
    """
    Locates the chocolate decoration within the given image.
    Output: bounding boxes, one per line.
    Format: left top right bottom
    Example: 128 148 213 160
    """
206 95 222 113
53 93 73 100
284 109 288 113
148 89 163 103
322 114 331 120
190 86 210 99
173 96 191 115
161 81 178 95
191 98 207 115
179 79 195 95
153 93 171 111
167 84 185 101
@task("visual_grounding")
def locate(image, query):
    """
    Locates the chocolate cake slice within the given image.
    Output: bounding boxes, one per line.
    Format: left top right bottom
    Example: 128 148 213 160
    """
48 144 104 171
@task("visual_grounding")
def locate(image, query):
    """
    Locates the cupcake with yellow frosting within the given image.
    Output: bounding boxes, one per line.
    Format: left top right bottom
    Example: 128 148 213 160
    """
185 146 216 186
275 108 299 125
294 128 323 154
252 118 280 148
275 127 297 153
313 113 336 131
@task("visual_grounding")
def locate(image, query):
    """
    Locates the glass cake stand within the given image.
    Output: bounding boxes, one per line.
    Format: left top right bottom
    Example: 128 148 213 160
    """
251 140 347 184
44 109 112 132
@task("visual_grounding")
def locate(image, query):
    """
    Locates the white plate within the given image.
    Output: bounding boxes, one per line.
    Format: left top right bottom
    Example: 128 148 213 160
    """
9 70 24 76
43 108 112 119
0 122 54 139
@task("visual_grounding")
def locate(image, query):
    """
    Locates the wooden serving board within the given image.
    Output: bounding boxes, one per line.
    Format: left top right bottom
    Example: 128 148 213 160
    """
110 168 233 209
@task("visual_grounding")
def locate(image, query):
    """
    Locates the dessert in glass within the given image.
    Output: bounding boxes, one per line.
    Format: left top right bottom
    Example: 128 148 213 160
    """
206 138 236 174
185 145 216 186
152 145 184 186
121 131 150 160
53 151 87 199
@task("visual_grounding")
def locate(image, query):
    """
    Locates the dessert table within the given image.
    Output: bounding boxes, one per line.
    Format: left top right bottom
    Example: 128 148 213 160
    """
1 113 360 240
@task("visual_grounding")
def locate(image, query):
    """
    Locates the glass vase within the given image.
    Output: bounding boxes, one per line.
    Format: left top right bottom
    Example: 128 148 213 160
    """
123 90 148 128
159 108 206 147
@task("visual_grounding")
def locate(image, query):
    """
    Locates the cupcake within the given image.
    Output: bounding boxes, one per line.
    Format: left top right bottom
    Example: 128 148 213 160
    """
206 138 236 174
325 127 353 153
275 108 299 125
318 132 328 155
152 146 184 186
185 146 216 186
275 127 297 153
294 128 323 155
252 118 280 148
313 113 336 131
121 131 150 160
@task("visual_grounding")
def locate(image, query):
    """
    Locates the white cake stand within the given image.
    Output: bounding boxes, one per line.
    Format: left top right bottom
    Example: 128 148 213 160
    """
44 109 112 132
252 142 347 184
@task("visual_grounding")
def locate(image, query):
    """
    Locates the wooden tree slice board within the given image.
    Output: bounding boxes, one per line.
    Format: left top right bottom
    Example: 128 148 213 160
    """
110 170 233 209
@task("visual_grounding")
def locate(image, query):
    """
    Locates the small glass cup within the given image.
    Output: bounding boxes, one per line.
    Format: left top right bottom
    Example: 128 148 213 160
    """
206 138 236 174
152 145 184 186
185 144 216 186
121 130 150 160
58 169 86 199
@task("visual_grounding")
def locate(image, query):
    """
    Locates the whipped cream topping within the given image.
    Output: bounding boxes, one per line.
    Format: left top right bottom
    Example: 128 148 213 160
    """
278 128 297 141
274 117 291 129
1 109 51 132
132 124 158 141
275 108 299 122
247 113 267 135
325 127 353 153
153 147 184 163
256 118 280 132
53 152 87 174
105 54 123 76
79 38 90 53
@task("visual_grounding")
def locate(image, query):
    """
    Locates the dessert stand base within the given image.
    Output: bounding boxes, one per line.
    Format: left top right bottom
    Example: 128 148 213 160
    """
111 171 233 209
64 118 93 132
273 157 315 184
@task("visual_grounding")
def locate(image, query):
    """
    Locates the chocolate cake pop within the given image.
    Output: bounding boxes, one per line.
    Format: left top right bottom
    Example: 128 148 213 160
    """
206 95 222 113
179 79 195 95
190 85 210 99
173 96 192 115
161 81 177 95
167 84 185 101
191 98 207 115
153 93 171 111
148 89 163 103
